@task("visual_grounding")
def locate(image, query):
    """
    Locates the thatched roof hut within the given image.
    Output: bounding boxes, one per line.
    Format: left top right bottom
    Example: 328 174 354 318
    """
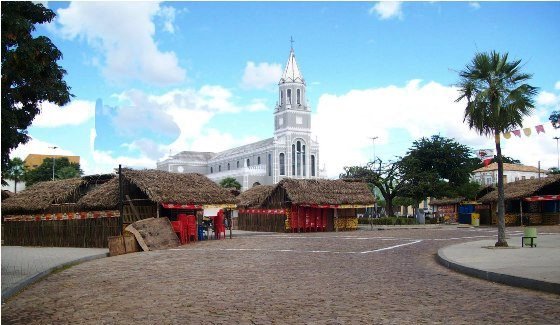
479 175 560 203
2 178 88 214
77 177 120 210
121 169 236 205
237 185 275 208
267 178 375 207
2 190 13 200
2 175 116 214
430 197 465 206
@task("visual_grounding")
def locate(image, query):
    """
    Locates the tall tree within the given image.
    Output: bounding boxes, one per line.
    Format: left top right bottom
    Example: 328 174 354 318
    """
399 135 480 201
340 159 406 217
456 51 537 247
219 177 242 190
4 157 26 193
1 2 72 185
25 157 83 186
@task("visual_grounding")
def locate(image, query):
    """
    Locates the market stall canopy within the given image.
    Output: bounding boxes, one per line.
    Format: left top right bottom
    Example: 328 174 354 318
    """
523 195 559 202
479 175 560 203
121 169 237 207
271 178 375 208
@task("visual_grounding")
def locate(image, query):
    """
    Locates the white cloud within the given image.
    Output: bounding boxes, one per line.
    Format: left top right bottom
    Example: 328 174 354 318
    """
241 61 283 89
537 91 559 106
156 5 177 33
555 81 560 90
11 137 76 161
313 80 559 178
54 2 185 86
32 100 95 128
369 1 403 20
469 2 481 10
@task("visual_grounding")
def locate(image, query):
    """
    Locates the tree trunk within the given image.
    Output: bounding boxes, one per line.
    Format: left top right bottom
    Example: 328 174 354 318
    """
385 197 395 217
494 132 508 247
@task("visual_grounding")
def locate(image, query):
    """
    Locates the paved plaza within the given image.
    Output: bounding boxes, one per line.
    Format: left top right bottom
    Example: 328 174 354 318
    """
2 226 560 324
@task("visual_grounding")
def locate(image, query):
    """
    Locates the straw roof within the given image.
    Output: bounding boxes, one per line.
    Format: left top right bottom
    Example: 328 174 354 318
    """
479 175 560 203
121 169 236 205
430 197 465 206
2 190 13 200
2 178 86 214
275 178 375 206
237 185 275 208
77 177 120 210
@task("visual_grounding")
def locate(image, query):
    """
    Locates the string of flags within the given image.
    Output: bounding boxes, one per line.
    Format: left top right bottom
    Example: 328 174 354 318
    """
502 122 552 139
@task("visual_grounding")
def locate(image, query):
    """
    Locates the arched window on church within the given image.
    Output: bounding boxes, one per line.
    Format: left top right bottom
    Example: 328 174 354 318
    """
279 153 285 175
292 145 295 176
246 158 250 167
218 165 221 172
257 156 261 165
268 154 272 176
210 167 213 174
228 163 230 171
237 161 240 168
280 89 283 104
297 89 301 105
287 89 292 104
302 145 306 176
311 155 315 176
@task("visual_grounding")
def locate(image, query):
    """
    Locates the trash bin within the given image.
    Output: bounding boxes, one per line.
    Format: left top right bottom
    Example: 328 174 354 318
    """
471 213 480 227
523 227 537 247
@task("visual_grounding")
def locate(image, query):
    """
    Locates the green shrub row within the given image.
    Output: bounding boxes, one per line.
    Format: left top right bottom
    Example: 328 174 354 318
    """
358 217 418 225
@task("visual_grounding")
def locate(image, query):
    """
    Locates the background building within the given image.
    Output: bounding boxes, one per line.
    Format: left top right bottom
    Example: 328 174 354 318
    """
472 162 548 186
157 47 321 191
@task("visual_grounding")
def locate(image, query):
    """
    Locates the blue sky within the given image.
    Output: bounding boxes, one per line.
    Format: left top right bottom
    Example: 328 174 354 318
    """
13 1 560 177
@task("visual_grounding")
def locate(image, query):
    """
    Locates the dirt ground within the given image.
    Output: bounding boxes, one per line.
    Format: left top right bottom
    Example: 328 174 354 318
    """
2 226 560 324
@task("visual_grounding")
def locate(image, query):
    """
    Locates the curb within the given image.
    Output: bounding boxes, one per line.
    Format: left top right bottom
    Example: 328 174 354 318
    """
436 247 560 295
1 252 109 303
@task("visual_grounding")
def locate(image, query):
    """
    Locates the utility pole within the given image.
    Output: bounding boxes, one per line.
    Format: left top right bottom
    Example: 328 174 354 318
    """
370 136 378 163
49 146 58 181
554 137 560 170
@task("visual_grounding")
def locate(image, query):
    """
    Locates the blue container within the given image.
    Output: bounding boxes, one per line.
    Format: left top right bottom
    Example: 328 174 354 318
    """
198 225 205 240
458 213 472 224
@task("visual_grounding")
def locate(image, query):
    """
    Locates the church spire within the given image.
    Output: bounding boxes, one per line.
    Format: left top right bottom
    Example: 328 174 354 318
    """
280 41 305 84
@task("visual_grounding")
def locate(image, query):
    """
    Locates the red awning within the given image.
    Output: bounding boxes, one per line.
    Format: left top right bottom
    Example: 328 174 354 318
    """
161 203 203 209
523 195 559 202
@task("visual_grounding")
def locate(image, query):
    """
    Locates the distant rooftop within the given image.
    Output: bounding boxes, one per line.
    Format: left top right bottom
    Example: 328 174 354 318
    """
473 162 545 173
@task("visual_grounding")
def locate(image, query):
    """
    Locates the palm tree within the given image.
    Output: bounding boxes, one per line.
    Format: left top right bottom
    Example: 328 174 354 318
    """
456 51 538 247
5 157 26 193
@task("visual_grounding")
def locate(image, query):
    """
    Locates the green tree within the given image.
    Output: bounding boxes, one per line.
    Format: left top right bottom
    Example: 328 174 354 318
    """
456 51 538 247
4 157 26 193
340 159 406 217
25 157 83 186
550 111 559 129
219 177 241 190
399 135 480 202
1 2 72 185
548 167 560 175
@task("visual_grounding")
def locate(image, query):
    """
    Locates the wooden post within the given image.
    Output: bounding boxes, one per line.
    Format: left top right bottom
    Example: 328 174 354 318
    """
118 164 123 235
334 208 339 232
520 200 523 226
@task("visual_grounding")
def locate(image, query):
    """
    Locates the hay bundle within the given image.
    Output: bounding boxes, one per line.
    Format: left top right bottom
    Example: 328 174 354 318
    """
479 175 560 203
121 169 237 205
278 178 375 206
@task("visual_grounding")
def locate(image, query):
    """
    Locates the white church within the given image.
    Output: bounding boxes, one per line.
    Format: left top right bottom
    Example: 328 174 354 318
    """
157 47 322 191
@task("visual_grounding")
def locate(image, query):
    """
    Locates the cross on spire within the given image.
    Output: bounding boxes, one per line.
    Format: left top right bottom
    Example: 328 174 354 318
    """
290 36 294 50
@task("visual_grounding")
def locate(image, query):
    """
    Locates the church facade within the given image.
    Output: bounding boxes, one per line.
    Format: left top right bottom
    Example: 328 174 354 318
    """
157 48 321 191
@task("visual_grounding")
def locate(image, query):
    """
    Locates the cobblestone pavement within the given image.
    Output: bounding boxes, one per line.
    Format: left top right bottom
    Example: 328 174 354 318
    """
2 226 560 324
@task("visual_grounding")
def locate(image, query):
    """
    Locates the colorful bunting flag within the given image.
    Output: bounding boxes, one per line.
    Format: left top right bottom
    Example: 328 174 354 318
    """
535 124 545 134
512 130 521 137
502 123 551 140
523 128 531 136
504 132 511 139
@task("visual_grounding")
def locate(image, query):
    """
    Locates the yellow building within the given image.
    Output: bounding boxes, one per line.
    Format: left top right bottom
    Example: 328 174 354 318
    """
24 154 80 170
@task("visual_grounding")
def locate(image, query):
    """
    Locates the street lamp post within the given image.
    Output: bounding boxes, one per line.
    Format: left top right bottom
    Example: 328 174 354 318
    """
49 146 58 181
370 136 378 163
554 137 560 170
